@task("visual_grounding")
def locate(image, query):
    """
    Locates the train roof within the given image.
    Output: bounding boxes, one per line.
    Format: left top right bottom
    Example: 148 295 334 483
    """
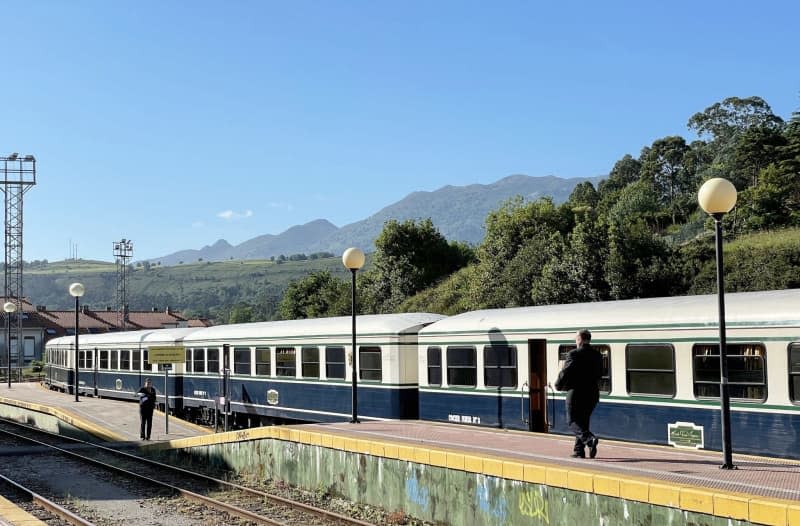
47 327 202 347
182 312 445 343
419 289 800 335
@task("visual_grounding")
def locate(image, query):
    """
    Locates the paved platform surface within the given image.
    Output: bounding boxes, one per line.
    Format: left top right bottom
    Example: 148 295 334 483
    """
308 420 800 503
0 382 211 442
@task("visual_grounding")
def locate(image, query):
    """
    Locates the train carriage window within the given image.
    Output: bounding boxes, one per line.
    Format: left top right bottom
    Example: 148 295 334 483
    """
427 347 442 386
184 349 192 373
78 350 87 369
110 350 119 370
447 346 477 387
359 347 382 381
233 347 251 375
693 343 766 401
144 350 151 370
483 345 517 388
276 347 296 377
133 349 141 371
99 350 109 369
192 348 205 373
255 347 271 376
626 344 675 397
325 346 346 379
559 344 612 394
301 347 320 378
789 343 800 403
120 350 130 370
207 348 220 374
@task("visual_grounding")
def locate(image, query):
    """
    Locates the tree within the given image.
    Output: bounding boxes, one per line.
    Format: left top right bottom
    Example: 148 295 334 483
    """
687 96 783 144
531 213 609 305
639 136 697 225
277 270 349 319
361 218 474 313
604 219 681 299
471 196 570 308
228 303 255 323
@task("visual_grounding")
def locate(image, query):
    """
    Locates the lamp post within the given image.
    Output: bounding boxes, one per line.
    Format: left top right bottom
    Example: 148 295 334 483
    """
3 301 16 388
69 282 85 402
342 247 365 424
698 177 738 470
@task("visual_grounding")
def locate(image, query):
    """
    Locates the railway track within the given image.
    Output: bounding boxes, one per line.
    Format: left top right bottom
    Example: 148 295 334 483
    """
0 418 378 525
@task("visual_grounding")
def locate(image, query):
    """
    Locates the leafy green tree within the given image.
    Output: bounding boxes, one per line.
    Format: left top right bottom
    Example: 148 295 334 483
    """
361 218 474 313
604 219 680 299
228 303 255 323
471 197 570 308
639 136 698 225
687 96 783 144
530 213 609 305
277 270 349 319
737 164 800 231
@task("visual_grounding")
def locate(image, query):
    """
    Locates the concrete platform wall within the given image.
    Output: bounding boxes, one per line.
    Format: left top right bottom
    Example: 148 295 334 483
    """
153 437 758 526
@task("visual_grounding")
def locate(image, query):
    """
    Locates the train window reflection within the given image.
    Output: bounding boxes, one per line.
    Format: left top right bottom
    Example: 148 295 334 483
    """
447 346 476 387
276 347 296 377
234 347 251 375
791 344 800 403
325 346 345 379
192 348 205 373
132 349 141 371
483 345 517 388
427 347 442 386
302 347 320 378
207 348 220 374
255 347 271 376
626 344 675 397
359 347 382 381
692 343 766 401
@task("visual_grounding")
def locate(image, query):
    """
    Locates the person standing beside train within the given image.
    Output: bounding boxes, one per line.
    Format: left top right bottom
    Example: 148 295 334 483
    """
136 378 157 440
555 329 603 458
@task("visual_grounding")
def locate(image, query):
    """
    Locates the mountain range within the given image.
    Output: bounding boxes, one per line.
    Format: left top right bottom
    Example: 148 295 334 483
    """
150 174 602 266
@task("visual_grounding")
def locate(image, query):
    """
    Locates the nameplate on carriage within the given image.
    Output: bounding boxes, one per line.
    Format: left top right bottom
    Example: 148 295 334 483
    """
668 421 704 449
148 346 186 364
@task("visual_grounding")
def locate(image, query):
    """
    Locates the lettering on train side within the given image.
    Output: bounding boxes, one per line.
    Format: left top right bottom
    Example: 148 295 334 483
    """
193 390 209 397
448 414 481 424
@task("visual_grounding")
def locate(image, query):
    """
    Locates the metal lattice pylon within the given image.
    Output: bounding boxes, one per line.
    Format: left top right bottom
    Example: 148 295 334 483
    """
113 239 133 330
2 154 36 368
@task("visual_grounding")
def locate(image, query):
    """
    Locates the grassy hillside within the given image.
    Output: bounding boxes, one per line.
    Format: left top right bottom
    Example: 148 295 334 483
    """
23 256 365 322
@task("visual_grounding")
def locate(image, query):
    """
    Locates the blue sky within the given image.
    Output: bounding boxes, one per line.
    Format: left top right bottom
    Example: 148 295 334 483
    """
2 1 798 262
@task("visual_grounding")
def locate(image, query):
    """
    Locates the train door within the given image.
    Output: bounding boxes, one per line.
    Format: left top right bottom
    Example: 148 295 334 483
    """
527 339 548 432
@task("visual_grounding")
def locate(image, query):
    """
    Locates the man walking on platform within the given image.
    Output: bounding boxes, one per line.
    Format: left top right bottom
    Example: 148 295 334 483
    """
137 378 157 440
555 329 603 458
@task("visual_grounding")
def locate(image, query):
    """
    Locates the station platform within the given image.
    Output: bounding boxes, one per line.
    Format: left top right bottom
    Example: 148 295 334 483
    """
0 382 211 442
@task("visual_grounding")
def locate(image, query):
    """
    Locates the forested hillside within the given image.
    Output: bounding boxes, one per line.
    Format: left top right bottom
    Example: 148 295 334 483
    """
22 96 800 323
280 96 800 318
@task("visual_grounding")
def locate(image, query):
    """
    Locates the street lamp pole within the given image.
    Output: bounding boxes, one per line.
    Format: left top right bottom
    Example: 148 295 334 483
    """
342 247 365 424
69 283 85 403
698 178 738 470
3 301 16 388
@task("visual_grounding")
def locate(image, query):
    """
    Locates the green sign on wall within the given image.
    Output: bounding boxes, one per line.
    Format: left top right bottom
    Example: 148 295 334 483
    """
667 421 704 449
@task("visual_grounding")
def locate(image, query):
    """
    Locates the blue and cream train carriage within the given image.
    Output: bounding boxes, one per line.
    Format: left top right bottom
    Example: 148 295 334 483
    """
44 289 800 459
45 313 443 425
45 327 201 406
416 289 800 459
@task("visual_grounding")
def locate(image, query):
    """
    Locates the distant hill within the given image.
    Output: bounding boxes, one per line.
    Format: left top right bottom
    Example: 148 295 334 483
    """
150 174 602 265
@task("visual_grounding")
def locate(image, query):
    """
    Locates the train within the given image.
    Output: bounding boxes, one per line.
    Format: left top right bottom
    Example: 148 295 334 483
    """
44 289 800 459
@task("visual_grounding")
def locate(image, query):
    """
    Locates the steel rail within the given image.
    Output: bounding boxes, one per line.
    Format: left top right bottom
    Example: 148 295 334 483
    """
0 418 374 526
0 471 95 526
